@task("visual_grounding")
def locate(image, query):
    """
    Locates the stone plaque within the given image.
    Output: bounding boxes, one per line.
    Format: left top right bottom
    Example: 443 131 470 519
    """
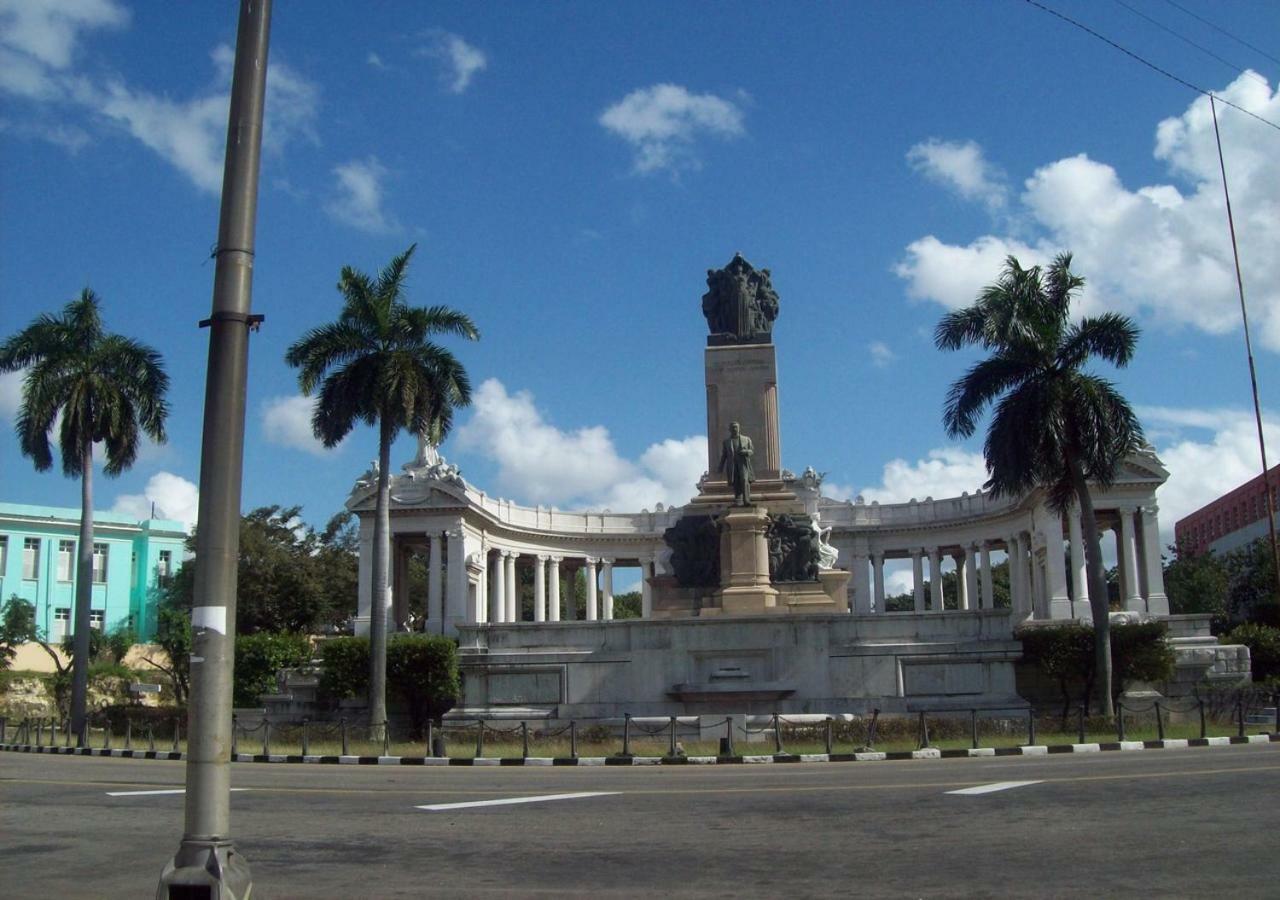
488 670 562 705
902 662 984 696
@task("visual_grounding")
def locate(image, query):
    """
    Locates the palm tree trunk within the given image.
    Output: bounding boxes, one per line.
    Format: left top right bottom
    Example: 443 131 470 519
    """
368 418 393 743
1069 458 1114 718
70 443 94 745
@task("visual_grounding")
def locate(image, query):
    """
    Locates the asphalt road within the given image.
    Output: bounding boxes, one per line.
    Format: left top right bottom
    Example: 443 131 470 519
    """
2 744 1277 899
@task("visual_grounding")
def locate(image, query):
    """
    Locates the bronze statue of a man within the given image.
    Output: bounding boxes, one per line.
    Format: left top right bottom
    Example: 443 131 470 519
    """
719 421 755 506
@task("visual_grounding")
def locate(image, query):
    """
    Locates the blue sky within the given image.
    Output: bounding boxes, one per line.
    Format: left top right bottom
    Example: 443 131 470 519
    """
2 0 1279 561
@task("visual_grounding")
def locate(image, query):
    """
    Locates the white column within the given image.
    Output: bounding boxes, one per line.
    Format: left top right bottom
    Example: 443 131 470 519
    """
445 526 466 634
911 549 925 613
1008 535 1029 619
963 544 978 612
871 551 885 615
979 541 993 610
852 552 872 615
1043 509 1071 619
355 515 373 635
534 554 547 622
504 552 518 622
585 557 598 621
1068 503 1088 616
548 556 562 622
927 547 944 612
1141 504 1170 615
953 552 969 611
490 551 505 623
601 558 614 620
640 556 653 619
427 531 443 628
1118 507 1142 611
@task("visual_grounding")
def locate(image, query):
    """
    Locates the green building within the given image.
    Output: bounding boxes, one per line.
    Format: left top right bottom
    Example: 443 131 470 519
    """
0 502 186 642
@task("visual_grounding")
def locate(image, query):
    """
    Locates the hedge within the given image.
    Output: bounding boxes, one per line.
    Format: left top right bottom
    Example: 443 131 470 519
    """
1224 623 1280 683
318 635 460 737
233 632 312 707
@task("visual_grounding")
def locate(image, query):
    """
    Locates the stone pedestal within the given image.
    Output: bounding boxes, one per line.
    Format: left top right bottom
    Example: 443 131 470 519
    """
716 505 778 614
705 343 781 483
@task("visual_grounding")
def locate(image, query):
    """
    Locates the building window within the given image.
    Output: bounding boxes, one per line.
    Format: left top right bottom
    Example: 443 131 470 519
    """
157 549 173 585
23 537 40 580
92 543 108 584
89 609 104 630
53 607 70 642
0 535 7 572
58 540 75 582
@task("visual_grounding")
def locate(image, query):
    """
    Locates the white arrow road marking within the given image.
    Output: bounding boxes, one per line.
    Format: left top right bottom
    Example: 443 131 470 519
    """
417 791 619 811
946 780 1043 796
106 788 250 797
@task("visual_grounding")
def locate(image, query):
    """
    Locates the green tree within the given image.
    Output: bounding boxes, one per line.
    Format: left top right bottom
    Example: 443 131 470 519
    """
1164 543 1230 621
0 290 169 742
936 254 1143 717
285 244 478 739
1 595 40 669
1223 537 1280 626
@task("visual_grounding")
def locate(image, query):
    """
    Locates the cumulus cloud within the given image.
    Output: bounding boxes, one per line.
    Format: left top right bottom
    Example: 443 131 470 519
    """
0 0 127 90
860 448 990 504
111 471 199 531
906 138 1007 210
261 394 341 456
325 156 399 234
599 83 744 175
0 367 24 420
456 378 706 509
868 341 896 368
417 31 486 93
897 73 1280 348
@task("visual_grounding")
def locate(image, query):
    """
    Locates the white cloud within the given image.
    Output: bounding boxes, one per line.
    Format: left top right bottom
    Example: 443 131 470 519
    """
0 367 24 420
860 447 990 505
897 73 1280 348
599 83 745 175
367 52 386 70
456 378 706 509
417 31 486 93
868 341 896 368
0 0 127 72
111 471 199 532
325 156 399 234
906 138 1006 210
261 394 341 456
0 116 89 150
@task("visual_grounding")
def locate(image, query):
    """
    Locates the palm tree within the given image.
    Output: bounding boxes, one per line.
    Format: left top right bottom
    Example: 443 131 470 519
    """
285 244 478 740
935 253 1142 717
0 289 169 742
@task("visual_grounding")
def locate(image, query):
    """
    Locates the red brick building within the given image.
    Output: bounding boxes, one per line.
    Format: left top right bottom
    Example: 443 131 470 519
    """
1174 463 1280 555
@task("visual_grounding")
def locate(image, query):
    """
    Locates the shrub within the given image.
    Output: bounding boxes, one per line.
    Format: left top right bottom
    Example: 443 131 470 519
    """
233 632 312 707
1111 621 1175 694
317 635 461 737
1017 620 1175 714
317 636 369 701
1224 623 1280 683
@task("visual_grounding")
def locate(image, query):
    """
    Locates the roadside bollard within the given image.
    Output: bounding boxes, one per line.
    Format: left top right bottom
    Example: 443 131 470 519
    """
172 717 180 753
1117 706 1126 742
426 720 435 758
1237 696 1245 738
382 722 390 758
51 718 58 747
263 719 271 757
669 716 678 758
475 720 485 759
340 718 349 757
80 718 89 749
774 713 785 755
1274 692 1279 735
0 716 6 743
867 709 880 750
37 718 45 747
1027 708 1036 747
231 716 238 756
917 711 930 749
64 718 72 747
301 719 310 757
622 713 632 756
1155 703 1165 742
1077 706 1086 744
723 717 735 757
570 721 578 759
1198 698 1207 739
825 717 833 756
124 718 132 751
521 722 530 759
147 724 155 752
970 709 979 750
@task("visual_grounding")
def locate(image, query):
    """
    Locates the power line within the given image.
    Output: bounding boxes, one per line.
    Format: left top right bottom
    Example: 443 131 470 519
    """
1022 0 1280 134
1159 0 1280 68
1111 0 1270 88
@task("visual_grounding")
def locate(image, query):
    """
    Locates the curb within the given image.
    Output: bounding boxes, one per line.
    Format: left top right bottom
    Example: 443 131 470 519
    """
3 733 1276 766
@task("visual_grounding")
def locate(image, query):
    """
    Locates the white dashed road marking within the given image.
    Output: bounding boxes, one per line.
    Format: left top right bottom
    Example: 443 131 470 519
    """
946 781 1043 796
417 791 619 811
106 788 250 797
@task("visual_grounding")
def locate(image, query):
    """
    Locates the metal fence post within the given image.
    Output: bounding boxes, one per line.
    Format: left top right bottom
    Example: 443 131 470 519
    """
1198 698 1206 739
231 715 238 756
1117 704 1126 742
340 718 349 757
426 720 434 758
867 709 879 750
263 719 271 757
970 709 979 750
521 721 529 759
173 716 181 753
669 716 678 757
917 711 930 749
1273 691 1279 735
1077 705 1086 744
622 713 632 756
382 721 390 757
125 718 132 751
103 717 112 750
147 724 155 752
1237 695 1245 737
1027 707 1036 746
301 719 309 757
1155 702 1165 742
570 720 577 759
825 717 834 755
38 718 46 747
476 720 485 759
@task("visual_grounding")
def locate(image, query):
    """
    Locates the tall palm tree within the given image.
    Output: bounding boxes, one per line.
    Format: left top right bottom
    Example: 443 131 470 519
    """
286 244 478 740
0 289 169 742
935 253 1143 717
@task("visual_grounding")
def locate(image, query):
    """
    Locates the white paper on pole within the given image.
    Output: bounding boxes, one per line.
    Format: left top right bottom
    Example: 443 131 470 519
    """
191 606 226 634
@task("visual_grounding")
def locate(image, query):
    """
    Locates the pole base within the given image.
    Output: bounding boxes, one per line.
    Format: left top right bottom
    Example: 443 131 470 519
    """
157 839 252 900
